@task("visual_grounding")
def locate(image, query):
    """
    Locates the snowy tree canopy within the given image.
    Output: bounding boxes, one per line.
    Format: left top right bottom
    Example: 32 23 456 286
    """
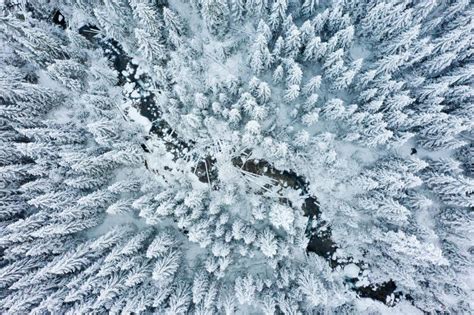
0 0 472 314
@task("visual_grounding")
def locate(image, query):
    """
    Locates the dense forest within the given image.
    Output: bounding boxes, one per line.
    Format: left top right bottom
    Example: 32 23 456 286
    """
0 0 472 314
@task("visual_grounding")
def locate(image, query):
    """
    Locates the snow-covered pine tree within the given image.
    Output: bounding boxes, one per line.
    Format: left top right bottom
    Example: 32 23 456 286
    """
0 0 472 314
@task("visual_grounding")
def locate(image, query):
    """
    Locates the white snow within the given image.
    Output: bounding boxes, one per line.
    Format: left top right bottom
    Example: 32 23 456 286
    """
355 299 424 315
343 263 360 278
127 105 152 134
87 212 147 238
130 89 140 98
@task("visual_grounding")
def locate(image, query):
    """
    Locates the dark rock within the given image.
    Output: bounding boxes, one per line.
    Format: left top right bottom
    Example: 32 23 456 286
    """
52 10 66 29
78 24 100 41
356 280 403 305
